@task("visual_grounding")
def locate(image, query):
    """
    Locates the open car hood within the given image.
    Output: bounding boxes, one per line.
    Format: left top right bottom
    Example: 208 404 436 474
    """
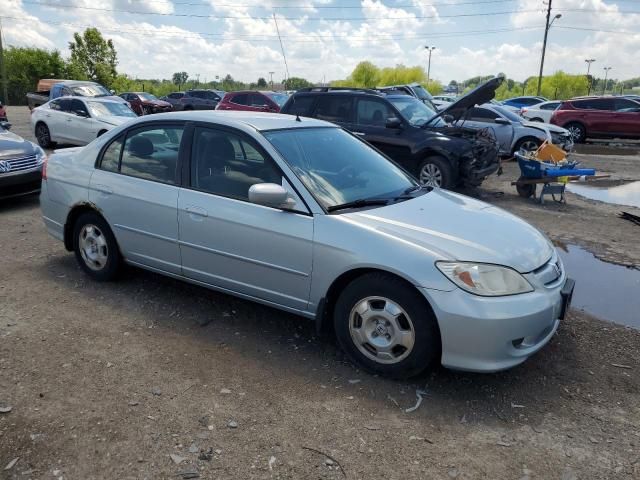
430 77 504 125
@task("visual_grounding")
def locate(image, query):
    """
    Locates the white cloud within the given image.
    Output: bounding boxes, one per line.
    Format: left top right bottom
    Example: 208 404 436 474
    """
3 0 57 49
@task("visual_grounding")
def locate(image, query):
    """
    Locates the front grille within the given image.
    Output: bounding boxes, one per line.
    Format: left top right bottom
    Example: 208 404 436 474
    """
1 154 39 173
532 251 563 287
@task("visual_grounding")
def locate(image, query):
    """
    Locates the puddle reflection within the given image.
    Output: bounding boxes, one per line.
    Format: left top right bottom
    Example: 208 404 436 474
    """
566 181 640 209
557 244 640 329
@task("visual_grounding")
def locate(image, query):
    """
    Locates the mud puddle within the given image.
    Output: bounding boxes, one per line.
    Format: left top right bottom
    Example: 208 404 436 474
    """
566 180 640 209
555 244 640 329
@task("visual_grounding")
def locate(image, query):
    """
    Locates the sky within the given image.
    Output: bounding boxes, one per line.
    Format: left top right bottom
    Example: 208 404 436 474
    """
2 0 639 84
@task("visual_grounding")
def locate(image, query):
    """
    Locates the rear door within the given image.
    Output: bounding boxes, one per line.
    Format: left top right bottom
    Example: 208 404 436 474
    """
48 98 74 142
89 123 185 274
311 95 354 130
66 98 94 145
353 97 412 165
177 125 313 310
613 98 640 136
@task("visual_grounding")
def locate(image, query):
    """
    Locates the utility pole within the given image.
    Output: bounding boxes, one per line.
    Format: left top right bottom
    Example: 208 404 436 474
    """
273 14 290 88
585 58 595 95
424 46 436 85
537 1 561 96
269 71 274 89
0 19 8 105
602 67 612 95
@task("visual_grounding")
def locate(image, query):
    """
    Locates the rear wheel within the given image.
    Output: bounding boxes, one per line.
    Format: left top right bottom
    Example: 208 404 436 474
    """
564 122 586 143
417 156 455 189
333 273 440 379
35 123 56 148
73 212 121 281
97 130 108 138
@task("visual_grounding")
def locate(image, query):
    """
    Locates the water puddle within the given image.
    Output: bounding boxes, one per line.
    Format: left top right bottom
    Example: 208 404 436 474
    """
555 244 640 329
566 180 640 209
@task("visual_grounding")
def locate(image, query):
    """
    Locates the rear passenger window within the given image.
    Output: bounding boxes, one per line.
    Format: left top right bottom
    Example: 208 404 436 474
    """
119 126 184 184
285 96 314 116
100 137 123 172
314 96 352 123
540 103 559 110
356 99 394 126
231 94 248 105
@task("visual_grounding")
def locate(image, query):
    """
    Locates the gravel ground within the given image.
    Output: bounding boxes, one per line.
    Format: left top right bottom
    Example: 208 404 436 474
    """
1 106 639 479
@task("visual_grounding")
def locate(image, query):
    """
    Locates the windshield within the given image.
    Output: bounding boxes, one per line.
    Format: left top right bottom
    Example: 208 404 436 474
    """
411 85 433 101
71 83 111 97
263 127 417 210
492 105 524 123
266 92 289 107
388 96 444 127
138 93 158 101
86 101 137 118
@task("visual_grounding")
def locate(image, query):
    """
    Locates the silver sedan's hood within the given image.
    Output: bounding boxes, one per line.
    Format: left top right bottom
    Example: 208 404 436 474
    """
522 121 569 135
96 115 133 127
344 189 553 273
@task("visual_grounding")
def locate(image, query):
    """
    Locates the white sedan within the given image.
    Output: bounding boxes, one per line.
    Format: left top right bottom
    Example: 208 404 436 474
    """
520 100 562 123
31 96 137 148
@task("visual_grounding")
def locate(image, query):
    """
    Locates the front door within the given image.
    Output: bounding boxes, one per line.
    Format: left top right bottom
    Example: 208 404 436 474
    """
353 97 413 166
89 123 185 274
177 125 313 311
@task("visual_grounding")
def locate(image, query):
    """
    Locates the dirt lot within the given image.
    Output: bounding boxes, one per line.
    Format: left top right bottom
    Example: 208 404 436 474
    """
1 106 639 479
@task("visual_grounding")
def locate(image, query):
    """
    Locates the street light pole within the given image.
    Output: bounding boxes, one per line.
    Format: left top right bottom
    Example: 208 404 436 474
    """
424 46 436 85
536 1 561 96
269 71 274 89
602 67 612 95
585 58 595 95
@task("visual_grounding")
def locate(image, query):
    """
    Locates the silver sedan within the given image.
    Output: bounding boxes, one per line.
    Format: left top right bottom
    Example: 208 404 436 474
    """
40 111 573 377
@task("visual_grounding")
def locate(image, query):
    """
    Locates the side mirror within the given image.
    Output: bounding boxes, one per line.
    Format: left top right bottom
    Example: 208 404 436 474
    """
385 117 402 129
75 110 89 117
248 183 295 209
0 121 11 130
495 117 511 125
442 114 454 124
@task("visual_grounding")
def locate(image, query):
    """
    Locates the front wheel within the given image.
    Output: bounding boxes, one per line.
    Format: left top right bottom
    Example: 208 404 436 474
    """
333 273 441 379
513 137 541 155
73 212 121 281
35 123 56 149
417 156 455 189
564 122 586 143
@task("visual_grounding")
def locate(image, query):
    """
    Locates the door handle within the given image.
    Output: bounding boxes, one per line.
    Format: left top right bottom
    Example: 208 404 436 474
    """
93 184 113 195
45 114 51 118
353 131 366 136
185 205 208 217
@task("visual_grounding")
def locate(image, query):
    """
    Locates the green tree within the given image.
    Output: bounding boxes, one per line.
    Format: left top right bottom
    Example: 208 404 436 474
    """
172 71 189 88
350 61 380 87
256 77 268 88
3 46 66 105
68 28 118 87
283 77 313 90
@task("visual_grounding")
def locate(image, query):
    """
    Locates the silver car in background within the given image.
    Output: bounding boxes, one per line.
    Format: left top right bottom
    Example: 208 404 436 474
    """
40 111 573 377
457 104 573 156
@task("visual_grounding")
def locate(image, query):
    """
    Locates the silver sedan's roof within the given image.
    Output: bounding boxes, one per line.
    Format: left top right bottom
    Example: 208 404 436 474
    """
138 110 334 131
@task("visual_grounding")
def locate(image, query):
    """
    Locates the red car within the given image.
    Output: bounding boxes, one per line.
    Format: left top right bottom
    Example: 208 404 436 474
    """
0 99 7 121
216 91 289 113
550 96 640 143
119 92 172 116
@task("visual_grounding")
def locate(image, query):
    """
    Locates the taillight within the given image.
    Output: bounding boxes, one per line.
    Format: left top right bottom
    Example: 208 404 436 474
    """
42 156 48 180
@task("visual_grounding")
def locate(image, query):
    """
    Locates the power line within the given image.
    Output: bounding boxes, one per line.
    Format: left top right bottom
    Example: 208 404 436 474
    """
122 0 520 8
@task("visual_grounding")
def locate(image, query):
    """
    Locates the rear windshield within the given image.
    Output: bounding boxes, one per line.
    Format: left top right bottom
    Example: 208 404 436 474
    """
70 84 111 97
138 93 158 101
266 92 289 107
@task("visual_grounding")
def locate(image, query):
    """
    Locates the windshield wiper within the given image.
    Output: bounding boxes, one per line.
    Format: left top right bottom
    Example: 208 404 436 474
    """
327 198 390 213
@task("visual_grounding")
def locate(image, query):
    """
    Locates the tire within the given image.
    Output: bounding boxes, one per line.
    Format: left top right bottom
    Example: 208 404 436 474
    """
333 273 441 379
513 137 541 155
417 156 455 189
564 122 586 143
97 130 108 138
516 176 536 198
72 212 121 281
35 122 56 149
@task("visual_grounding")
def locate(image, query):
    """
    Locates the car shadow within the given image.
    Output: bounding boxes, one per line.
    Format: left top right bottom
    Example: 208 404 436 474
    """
38 252 587 429
0 192 40 212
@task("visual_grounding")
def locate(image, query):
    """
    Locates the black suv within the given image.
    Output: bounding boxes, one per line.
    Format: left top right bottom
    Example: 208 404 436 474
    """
280 79 501 188
160 90 223 111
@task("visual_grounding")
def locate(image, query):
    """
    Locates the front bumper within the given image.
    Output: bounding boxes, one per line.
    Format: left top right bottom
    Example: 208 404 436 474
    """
0 166 43 199
420 276 572 372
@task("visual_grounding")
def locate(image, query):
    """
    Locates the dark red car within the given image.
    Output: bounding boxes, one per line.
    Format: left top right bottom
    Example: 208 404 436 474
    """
216 91 289 113
119 92 172 116
550 96 640 143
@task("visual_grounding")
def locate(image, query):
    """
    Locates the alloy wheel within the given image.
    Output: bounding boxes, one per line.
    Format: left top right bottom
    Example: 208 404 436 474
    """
520 139 540 152
419 163 443 187
567 125 583 142
78 224 109 271
36 125 50 146
348 296 416 365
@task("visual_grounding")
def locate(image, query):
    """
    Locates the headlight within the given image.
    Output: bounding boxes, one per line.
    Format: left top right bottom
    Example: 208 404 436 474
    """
436 262 534 296
33 145 47 165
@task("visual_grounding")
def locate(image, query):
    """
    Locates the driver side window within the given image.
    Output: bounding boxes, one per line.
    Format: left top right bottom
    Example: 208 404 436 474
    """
190 127 282 201
466 108 497 123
